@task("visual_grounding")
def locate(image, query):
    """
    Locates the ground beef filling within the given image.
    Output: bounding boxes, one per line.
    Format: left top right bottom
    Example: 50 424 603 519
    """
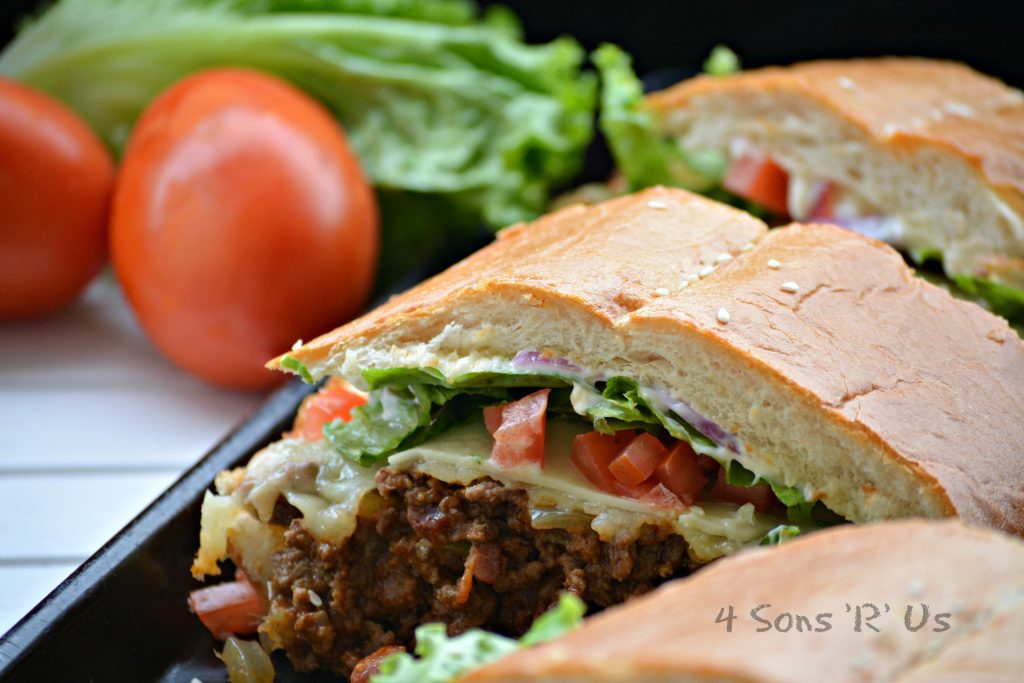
262 467 692 677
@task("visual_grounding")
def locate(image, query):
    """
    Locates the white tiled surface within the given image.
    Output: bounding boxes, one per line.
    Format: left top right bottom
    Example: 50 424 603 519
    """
0 273 261 635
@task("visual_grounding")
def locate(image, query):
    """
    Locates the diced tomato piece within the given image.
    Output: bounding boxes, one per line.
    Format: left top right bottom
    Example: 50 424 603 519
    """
189 573 264 640
695 453 720 472
655 442 708 507
807 182 837 220
723 151 790 216
641 482 686 510
708 469 778 513
609 433 668 487
483 404 503 434
351 646 408 683
612 429 636 447
486 389 550 468
291 377 367 441
570 431 624 494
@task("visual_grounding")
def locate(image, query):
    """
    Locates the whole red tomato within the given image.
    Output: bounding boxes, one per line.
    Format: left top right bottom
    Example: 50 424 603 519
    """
111 69 379 390
0 77 114 319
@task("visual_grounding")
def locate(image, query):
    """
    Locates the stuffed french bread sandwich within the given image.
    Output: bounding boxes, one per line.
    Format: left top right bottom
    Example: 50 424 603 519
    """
601 53 1024 318
191 187 1024 677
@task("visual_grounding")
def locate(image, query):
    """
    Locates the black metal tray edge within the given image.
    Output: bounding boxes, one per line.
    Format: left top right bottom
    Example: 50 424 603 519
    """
0 378 317 680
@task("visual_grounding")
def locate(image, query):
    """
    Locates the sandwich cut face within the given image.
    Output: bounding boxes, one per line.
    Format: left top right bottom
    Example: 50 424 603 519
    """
193 187 1024 677
639 57 1024 319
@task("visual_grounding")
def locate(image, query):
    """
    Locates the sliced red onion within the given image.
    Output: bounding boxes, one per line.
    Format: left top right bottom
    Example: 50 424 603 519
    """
512 351 581 373
644 387 742 454
826 215 903 245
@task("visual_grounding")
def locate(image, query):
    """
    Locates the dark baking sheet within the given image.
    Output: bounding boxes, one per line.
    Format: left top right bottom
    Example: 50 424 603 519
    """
0 377 315 682
1 2 1022 681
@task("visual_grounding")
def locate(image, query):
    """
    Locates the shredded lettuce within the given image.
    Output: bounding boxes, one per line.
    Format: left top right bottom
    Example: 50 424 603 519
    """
574 377 717 448
325 367 574 465
372 593 585 683
329 369 721 466
0 0 595 286
280 355 314 384
518 592 587 645
325 385 434 465
324 366 844 527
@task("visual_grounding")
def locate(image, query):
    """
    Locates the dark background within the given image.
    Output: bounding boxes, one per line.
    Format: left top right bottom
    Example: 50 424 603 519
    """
487 0 1024 87
4 0 1023 86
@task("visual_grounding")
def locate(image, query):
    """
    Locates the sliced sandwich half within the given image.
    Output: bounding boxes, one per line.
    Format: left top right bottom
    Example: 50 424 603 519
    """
191 187 1024 677
600 51 1024 318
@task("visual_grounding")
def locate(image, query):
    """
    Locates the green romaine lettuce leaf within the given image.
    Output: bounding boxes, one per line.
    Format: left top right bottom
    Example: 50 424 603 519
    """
364 367 449 390
372 593 585 683
324 385 434 465
1 0 595 287
595 43 778 218
722 459 758 487
593 43 720 192
589 377 717 447
953 274 1024 321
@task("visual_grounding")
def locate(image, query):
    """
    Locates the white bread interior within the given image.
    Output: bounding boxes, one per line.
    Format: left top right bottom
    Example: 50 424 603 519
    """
649 59 1024 284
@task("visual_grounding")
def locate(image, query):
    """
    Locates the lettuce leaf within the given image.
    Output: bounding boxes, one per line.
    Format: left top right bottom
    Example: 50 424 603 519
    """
576 376 717 448
324 382 518 466
759 524 800 546
952 274 1024 321
324 385 434 465
325 365 847 527
372 593 585 683
593 43 721 192
279 354 314 384
1 0 595 287
325 367 573 465
594 43 778 219
519 592 587 645
722 459 841 527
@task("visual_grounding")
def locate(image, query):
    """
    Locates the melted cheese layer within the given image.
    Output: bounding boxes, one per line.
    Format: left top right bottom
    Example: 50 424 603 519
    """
389 418 783 561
